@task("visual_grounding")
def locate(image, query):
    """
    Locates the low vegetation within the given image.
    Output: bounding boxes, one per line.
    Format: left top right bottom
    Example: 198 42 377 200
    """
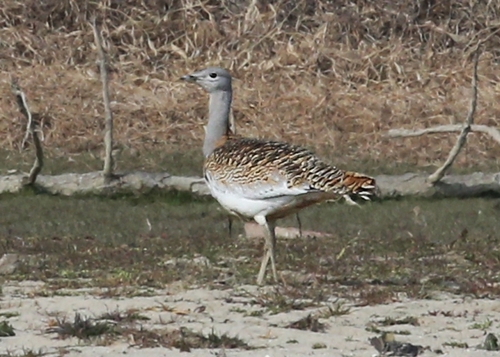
0 320 15 337
43 311 250 351
1 192 500 300
45 313 114 340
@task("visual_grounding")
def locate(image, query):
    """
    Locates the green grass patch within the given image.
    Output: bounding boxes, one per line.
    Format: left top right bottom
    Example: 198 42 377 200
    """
45 313 115 340
0 189 499 300
0 320 15 337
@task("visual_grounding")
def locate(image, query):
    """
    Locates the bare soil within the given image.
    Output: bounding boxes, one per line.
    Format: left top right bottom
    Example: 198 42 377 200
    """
2 281 500 356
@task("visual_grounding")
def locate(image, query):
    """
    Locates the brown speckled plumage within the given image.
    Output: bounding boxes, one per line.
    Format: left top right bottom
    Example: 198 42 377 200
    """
205 135 375 199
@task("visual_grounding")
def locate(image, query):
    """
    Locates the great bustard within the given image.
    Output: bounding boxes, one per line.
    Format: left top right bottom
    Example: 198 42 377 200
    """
181 67 376 285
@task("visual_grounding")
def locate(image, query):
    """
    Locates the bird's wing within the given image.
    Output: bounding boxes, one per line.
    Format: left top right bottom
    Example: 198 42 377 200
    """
205 137 315 200
204 136 373 201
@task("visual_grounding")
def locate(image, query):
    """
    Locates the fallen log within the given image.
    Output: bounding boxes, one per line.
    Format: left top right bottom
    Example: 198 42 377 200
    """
374 172 500 198
0 172 209 197
0 171 499 199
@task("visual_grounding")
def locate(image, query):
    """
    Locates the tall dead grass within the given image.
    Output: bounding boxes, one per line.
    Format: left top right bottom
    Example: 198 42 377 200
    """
1 0 500 170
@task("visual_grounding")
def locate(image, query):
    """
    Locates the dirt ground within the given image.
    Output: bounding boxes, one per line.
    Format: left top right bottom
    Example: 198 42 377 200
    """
1 280 500 357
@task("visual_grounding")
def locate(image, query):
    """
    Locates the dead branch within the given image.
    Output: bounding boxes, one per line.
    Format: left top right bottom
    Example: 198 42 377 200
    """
427 49 480 184
90 17 114 179
11 79 43 185
387 124 500 146
17 85 32 151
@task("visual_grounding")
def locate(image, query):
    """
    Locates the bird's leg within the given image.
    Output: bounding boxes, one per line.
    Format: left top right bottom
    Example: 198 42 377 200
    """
296 213 302 238
256 219 278 285
227 215 233 239
257 249 270 286
268 220 278 282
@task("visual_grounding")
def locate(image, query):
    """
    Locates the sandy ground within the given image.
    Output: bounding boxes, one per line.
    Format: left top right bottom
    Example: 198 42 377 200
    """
1 280 500 357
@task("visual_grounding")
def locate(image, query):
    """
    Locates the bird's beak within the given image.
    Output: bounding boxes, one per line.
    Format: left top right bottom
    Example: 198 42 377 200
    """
180 74 197 82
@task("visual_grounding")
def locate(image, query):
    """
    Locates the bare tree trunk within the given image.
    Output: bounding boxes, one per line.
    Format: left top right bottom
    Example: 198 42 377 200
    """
91 17 114 180
427 49 480 184
11 79 43 185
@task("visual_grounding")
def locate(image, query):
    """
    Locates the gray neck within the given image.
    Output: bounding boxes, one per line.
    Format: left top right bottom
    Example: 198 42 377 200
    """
203 90 232 157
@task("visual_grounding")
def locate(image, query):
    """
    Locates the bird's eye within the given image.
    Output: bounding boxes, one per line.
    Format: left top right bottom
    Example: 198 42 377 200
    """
209 73 217 78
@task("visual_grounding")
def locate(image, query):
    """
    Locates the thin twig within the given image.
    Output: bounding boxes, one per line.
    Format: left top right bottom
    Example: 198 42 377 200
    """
387 124 500 146
11 79 43 184
90 16 114 179
16 82 33 151
427 48 480 184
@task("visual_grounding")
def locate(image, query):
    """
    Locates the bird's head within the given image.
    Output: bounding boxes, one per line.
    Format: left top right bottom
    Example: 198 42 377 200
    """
181 67 232 93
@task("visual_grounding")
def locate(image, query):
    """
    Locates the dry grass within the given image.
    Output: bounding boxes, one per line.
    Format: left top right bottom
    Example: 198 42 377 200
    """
1 0 500 172
45 312 114 340
44 311 250 350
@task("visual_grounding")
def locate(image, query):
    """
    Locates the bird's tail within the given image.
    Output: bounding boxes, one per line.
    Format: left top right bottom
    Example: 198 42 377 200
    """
340 171 376 201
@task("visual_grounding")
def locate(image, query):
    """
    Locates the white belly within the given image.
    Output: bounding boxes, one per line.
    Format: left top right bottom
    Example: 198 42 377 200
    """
208 184 296 219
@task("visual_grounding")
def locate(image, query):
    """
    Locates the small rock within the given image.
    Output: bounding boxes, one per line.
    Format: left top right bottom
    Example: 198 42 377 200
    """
481 333 499 351
370 333 425 356
192 256 211 267
0 254 20 275
164 255 211 268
